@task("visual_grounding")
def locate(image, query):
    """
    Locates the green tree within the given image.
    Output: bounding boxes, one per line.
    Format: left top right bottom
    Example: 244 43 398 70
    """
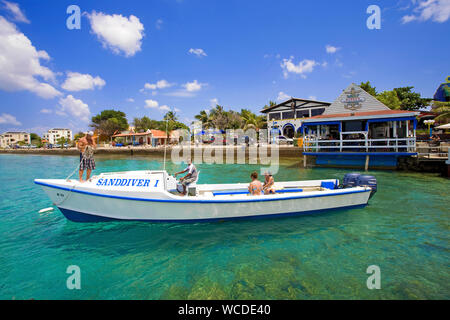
431 101 450 121
91 109 129 138
56 137 68 148
73 131 84 141
194 110 213 128
359 81 377 97
240 109 266 130
377 90 401 110
163 111 178 122
30 133 42 147
262 100 277 110
209 105 230 130
133 116 155 132
393 87 431 111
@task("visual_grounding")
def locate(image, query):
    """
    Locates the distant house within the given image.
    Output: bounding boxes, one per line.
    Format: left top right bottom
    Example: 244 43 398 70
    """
150 129 169 146
43 128 73 144
112 130 152 146
0 131 31 148
111 129 177 146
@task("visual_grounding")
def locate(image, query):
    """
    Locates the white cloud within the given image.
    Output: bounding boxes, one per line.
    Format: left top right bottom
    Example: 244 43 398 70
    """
87 11 145 57
40 108 52 114
280 57 319 78
402 0 450 23
308 96 317 100
61 72 106 92
325 45 340 54
165 80 207 98
0 113 21 126
183 80 204 92
144 79 173 90
2 1 29 23
155 19 163 30
145 99 159 108
159 105 171 112
402 14 417 23
210 98 219 107
277 91 290 101
58 95 91 122
0 17 61 99
166 91 196 98
126 98 134 102
188 48 207 57
174 107 181 112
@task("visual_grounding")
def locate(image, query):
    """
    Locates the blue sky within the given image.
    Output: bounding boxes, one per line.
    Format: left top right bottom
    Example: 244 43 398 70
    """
0 0 449 135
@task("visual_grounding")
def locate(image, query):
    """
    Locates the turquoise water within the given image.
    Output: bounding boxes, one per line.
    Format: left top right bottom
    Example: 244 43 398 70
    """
0 154 449 299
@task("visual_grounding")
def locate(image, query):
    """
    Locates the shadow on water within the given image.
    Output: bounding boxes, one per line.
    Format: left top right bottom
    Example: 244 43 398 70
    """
45 206 364 254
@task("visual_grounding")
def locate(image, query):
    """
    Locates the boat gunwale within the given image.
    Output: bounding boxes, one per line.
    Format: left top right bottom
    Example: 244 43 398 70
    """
34 180 370 204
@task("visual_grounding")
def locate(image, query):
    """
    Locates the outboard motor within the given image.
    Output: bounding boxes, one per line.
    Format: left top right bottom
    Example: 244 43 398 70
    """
356 175 377 198
343 173 361 188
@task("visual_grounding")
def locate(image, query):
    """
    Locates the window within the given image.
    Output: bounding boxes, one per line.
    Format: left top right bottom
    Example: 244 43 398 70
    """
282 111 294 119
296 110 310 118
310 108 325 117
269 112 281 120
343 121 364 132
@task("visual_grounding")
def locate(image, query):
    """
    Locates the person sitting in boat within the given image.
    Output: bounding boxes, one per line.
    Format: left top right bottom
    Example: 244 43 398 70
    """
174 159 198 196
263 172 275 194
77 131 97 182
248 171 263 196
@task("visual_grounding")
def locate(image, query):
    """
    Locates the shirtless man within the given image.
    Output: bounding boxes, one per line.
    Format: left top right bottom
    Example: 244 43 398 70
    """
77 131 96 182
248 171 263 196
263 172 275 194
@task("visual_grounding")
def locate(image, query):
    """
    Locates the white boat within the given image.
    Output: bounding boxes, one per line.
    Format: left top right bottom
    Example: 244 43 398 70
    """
34 171 376 222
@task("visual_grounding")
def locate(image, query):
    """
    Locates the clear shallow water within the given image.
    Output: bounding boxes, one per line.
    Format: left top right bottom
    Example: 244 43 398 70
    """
0 154 449 300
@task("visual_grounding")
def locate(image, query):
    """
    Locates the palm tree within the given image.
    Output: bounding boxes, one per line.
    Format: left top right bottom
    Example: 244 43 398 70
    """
163 111 178 122
262 100 277 110
194 110 213 128
432 101 450 121
240 109 267 130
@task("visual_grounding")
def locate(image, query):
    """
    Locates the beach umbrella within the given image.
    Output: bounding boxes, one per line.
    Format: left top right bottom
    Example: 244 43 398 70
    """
435 123 450 130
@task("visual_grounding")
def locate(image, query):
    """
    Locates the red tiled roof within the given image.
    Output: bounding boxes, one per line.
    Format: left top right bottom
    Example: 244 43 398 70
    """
112 132 151 137
307 110 416 120
150 130 168 138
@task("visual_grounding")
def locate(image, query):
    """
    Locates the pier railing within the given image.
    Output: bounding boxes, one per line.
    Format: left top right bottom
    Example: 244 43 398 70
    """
303 137 417 153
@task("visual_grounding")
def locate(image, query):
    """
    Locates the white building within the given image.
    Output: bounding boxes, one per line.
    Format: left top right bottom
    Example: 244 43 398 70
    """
260 98 331 141
43 128 73 144
0 132 31 148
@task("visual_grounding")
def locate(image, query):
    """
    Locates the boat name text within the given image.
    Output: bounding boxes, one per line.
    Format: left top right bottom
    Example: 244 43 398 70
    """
96 178 159 188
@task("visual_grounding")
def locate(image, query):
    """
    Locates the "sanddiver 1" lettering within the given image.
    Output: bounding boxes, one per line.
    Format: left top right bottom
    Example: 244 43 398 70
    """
96 178 158 187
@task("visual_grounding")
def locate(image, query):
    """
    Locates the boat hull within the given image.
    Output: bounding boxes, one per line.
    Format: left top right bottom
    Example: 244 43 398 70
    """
36 181 371 223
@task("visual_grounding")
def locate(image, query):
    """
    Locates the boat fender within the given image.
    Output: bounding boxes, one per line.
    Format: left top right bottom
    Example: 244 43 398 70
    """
39 207 54 214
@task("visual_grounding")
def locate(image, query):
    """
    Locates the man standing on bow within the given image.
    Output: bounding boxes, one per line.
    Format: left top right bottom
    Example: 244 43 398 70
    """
77 131 96 182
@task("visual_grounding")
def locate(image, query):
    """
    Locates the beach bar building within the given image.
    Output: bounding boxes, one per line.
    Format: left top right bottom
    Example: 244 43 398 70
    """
301 83 419 169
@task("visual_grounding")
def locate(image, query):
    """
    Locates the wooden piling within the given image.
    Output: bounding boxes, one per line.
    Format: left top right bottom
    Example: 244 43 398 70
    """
365 155 370 171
